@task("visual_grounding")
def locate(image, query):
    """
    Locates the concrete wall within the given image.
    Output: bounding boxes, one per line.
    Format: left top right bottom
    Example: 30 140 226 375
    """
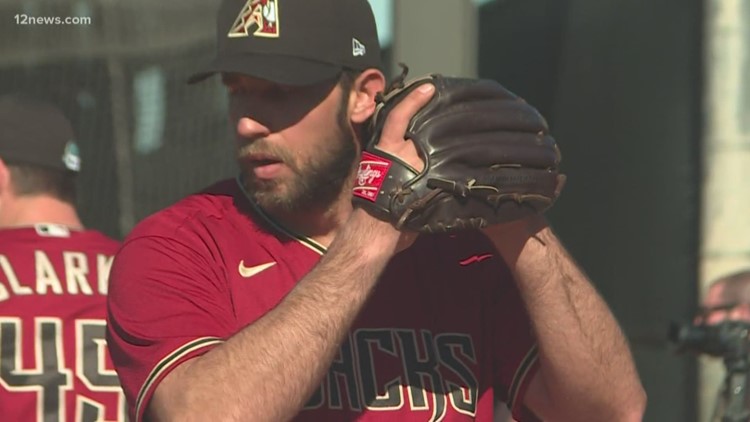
700 0 750 420
477 1 703 420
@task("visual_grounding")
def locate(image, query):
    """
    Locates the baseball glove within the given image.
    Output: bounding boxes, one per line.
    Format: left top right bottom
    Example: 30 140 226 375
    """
352 73 565 233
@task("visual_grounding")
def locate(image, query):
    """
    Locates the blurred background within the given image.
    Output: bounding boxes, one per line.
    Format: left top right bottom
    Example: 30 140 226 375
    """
2 0 749 420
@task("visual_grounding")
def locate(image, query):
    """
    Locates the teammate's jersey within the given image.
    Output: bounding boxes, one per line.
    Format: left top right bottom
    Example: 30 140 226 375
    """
107 178 539 422
0 224 126 422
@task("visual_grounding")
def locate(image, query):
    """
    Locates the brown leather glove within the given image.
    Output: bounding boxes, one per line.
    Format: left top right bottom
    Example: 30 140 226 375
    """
352 74 565 233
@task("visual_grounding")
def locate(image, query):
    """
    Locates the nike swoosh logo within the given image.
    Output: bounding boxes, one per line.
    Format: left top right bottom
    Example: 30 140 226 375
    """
238 261 277 278
459 254 493 266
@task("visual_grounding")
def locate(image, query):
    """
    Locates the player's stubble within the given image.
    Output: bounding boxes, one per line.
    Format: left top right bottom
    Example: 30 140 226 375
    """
238 87 358 214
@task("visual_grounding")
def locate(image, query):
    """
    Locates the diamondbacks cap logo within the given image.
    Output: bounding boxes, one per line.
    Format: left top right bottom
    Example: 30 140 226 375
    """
62 140 81 172
353 152 392 202
228 0 280 38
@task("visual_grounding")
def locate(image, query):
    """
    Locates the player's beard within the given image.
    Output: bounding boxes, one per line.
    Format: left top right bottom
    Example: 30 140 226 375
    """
239 100 358 214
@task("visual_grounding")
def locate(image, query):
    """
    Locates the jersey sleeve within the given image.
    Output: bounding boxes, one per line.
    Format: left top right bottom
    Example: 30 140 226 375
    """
106 234 234 422
489 261 540 421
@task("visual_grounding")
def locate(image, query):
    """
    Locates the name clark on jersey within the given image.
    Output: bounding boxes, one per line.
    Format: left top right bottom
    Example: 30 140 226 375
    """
0 250 113 301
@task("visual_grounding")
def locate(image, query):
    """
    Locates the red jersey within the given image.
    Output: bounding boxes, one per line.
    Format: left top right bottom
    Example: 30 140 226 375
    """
107 178 539 422
0 224 126 422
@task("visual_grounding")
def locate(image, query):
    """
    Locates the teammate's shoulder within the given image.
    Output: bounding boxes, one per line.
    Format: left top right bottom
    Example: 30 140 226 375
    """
0 225 120 254
0 227 39 250
79 229 121 250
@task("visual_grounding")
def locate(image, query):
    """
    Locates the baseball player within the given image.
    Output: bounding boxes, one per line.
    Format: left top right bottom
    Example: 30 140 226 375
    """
693 270 750 421
697 270 750 325
0 96 126 421
106 0 646 421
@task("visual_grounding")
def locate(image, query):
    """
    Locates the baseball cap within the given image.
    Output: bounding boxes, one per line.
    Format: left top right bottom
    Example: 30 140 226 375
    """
188 0 382 86
0 96 81 173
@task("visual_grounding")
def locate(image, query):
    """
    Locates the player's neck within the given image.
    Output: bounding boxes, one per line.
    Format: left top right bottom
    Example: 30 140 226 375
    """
273 193 354 249
0 195 84 230
268 173 357 248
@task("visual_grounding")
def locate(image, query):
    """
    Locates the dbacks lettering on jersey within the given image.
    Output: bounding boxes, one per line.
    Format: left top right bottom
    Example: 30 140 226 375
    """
303 328 478 422
0 251 114 302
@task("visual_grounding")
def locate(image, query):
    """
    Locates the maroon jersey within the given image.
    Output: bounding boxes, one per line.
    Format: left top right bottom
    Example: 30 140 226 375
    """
0 224 126 422
107 178 539 422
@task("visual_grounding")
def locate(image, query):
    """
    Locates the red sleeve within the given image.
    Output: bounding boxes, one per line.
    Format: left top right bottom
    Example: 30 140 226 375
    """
106 235 234 422
490 262 540 421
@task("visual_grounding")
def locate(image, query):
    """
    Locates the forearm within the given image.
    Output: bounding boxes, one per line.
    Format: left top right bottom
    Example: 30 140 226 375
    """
149 210 398 422
487 221 646 421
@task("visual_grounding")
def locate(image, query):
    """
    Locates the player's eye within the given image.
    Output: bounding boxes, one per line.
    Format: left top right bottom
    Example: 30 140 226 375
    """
261 84 295 99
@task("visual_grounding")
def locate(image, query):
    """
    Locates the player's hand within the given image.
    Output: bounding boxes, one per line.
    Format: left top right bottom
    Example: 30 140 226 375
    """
372 83 435 172
348 84 435 254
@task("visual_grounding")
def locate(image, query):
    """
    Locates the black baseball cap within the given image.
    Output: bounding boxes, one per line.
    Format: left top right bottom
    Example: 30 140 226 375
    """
0 96 81 173
188 0 382 86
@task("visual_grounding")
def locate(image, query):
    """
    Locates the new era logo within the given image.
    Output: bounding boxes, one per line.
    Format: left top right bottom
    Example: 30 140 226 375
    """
352 38 366 57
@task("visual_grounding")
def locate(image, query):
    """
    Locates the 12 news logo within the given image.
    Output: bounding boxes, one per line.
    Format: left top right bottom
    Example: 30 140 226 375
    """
14 14 92 25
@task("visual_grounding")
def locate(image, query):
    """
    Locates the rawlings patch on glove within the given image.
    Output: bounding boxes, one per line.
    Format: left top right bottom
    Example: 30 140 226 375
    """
352 73 565 233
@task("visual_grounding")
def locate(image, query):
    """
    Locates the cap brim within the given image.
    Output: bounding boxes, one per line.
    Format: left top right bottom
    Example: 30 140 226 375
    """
187 54 342 86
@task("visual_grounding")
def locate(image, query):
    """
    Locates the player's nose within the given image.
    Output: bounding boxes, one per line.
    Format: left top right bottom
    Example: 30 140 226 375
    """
236 116 271 140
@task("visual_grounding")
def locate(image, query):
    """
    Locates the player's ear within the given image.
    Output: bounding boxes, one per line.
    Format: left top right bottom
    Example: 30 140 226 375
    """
349 68 385 125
